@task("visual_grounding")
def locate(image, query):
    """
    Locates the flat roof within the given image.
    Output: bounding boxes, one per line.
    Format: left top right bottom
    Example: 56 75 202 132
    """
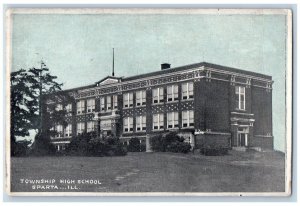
123 62 272 81
62 62 272 93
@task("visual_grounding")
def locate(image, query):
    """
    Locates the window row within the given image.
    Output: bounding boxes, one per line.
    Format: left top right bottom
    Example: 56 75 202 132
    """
123 110 194 132
77 121 95 135
54 103 72 115
54 124 72 137
53 110 194 137
60 82 194 114
76 95 118 114
123 82 194 108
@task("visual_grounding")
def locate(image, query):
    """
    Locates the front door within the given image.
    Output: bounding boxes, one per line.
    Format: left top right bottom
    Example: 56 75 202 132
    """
237 127 248 147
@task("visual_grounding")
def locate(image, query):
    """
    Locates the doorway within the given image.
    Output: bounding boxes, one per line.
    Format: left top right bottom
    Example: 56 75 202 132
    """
237 127 249 147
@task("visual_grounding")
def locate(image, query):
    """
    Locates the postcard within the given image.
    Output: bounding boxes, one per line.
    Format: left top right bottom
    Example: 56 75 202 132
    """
5 8 292 196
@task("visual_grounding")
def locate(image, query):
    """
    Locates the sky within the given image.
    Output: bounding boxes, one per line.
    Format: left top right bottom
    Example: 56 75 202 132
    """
11 11 288 152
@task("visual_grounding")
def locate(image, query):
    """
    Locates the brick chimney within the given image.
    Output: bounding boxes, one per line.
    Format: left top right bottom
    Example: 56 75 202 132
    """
161 63 171 70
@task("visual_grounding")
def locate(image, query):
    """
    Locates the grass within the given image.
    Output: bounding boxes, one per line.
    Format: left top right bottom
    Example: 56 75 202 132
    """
10 150 285 193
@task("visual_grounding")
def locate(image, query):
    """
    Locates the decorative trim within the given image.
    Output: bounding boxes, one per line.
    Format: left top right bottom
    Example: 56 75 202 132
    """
230 117 255 122
195 129 231 135
255 134 273 138
69 65 272 100
231 112 254 116
51 141 71 144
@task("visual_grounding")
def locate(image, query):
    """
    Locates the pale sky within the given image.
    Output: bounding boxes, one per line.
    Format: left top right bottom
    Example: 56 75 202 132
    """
11 12 287 152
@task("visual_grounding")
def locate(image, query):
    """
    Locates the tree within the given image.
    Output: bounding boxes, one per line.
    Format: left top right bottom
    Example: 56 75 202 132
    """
28 61 72 155
10 69 38 156
11 61 70 156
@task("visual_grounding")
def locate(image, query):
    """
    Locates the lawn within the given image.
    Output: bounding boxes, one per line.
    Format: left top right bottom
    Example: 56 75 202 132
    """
10 150 285 193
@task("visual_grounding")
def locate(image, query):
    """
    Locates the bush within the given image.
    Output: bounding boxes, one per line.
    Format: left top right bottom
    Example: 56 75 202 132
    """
140 142 146 152
66 132 93 156
150 134 165 152
128 138 142 152
11 139 31 157
150 132 191 153
66 133 127 157
167 141 191 153
30 132 56 156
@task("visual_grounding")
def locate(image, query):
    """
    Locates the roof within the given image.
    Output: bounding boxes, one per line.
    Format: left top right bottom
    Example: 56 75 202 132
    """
123 62 272 81
62 62 272 93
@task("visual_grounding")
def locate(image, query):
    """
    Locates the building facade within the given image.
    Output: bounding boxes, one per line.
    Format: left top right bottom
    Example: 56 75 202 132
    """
47 62 273 151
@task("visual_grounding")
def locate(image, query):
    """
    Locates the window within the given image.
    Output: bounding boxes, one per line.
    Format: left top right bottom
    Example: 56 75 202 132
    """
56 104 63 111
182 82 194 100
167 85 179 102
167 112 179 129
87 99 95 113
123 93 133 108
77 122 85 135
55 125 63 137
136 90 146 106
235 86 245 110
182 110 194 128
66 103 72 115
113 95 118 109
152 87 164 104
153 113 164 130
65 124 72 137
106 96 112 110
87 121 95 132
100 97 105 111
76 100 85 114
123 117 133 132
136 115 146 131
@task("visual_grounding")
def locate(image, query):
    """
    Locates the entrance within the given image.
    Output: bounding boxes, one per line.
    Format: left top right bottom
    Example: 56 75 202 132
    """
237 127 249 147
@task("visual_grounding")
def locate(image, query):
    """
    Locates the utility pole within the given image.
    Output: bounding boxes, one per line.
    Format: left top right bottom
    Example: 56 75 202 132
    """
37 61 43 135
112 48 115 77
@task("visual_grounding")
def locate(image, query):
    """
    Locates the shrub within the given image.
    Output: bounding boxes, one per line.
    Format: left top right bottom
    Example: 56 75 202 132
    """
11 139 31 157
30 132 56 156
140 142 146 152
128 138 142 152
150 134 165 152
66 132 93 156
166 141 191 153
66 133 127 157
150 132 191 153
102 137 127 156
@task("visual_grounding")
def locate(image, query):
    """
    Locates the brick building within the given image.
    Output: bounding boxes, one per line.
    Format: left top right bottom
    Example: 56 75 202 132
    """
47 62 273 151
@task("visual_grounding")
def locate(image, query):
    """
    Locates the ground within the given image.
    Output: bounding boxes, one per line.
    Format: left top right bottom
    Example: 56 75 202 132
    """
10 150 285 193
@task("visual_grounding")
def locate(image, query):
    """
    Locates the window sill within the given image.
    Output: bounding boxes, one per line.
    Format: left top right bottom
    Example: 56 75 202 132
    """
152 129 165 132
235 108 246 112
166 100 179 104
167 128 179 130
181 99 194 102
123 107 134 110
152 102 164 106
136 105 146 108
76 113 85 115
181 126 195 129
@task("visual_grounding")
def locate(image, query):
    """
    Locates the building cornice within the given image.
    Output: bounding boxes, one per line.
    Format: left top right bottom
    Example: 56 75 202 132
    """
64 64 273 100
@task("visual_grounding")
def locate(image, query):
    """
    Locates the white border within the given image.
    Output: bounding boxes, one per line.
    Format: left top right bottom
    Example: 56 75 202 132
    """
4 7 293 197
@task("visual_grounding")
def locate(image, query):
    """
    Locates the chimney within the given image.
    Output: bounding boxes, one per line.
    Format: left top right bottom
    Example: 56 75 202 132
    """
161 63 171 70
